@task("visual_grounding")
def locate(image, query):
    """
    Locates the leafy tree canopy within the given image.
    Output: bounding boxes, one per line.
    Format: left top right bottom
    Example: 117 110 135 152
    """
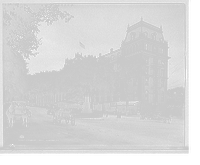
3 4 73 101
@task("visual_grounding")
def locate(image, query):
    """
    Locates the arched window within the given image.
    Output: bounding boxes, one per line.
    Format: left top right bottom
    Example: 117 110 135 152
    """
153 91 157 101
161 92 165 101
117 92 120 101
143 32 148 37
133 78 137 86
145 90 149 101
130 45 132 53
117 52 122 57
133 90 137 101
151 33 156 40
131 32 136 40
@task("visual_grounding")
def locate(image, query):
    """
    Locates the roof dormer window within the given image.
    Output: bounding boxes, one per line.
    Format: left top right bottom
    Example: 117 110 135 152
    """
159 38 164 42
131 32 136 40
151 33 156 40
143 32 148 37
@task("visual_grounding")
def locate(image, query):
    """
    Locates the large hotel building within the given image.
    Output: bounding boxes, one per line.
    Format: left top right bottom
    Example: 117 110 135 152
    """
96 18 169 113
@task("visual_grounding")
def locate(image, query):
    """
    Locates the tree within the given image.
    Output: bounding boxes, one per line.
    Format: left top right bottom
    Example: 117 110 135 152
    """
118 56 145 115
3 4 73 101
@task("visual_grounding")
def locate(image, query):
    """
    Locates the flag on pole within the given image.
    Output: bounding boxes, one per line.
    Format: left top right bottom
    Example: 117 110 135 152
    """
79 42 85 49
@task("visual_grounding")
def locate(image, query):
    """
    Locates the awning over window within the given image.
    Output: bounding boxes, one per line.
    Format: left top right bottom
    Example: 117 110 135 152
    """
110 101 140 107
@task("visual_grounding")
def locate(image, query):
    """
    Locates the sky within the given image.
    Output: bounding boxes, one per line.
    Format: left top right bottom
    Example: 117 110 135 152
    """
27 3 186 89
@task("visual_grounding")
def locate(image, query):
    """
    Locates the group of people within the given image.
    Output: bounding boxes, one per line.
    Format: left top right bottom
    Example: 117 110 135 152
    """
4 101 32 128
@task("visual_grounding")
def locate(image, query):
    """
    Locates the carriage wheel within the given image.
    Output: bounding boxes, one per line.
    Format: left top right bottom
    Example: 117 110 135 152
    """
71 118 75 126
65 117 69 124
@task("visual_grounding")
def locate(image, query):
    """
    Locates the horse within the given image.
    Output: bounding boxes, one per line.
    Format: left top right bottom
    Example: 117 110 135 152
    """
6 102 15 128
51 106 61 124
22 108 31 127
46 105 52 115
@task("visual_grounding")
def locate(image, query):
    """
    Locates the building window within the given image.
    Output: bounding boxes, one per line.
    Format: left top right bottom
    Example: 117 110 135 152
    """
145 57 149 65
153 91 158 102
143 32 148 37
99 94 101 102
152 46 157 52
151 33 156 40
127 46 130 54
145 90 149 101
131 32 136 40
104 92 107 101
161 79 165 87
144 42 148 50
110 94 113 101
117 92 120 101
117 63 120 69
133 78 137 86
160 38 164 42
111 55 114 60
130 45 132 53
137 42 140 50
161 92 165 101
117 71 120 79
117 80 121 88
161 69 165 77
160 48 164 54
145 77 149 86
124 47 126 55
135 43 137 51
153 78 157 87
153 57 158 64
161 61 165 68
133 90 137 101
117 52 121 57
145 66 149 75
110 64 114 70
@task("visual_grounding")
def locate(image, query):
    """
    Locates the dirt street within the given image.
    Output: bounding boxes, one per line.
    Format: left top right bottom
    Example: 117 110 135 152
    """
4 107 185 150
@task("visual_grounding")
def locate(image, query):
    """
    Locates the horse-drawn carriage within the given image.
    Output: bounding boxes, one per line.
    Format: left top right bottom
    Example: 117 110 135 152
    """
5 101 31 128
141 110 172 123
48 102 82 126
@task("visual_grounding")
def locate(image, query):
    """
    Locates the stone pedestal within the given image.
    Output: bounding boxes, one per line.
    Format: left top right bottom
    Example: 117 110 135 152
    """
81 92 93 113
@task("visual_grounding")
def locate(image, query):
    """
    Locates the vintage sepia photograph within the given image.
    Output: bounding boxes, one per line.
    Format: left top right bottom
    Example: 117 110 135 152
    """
1 1 188 153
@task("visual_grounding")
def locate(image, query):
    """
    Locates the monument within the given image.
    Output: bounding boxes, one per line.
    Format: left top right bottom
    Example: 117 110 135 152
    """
81 82 93 113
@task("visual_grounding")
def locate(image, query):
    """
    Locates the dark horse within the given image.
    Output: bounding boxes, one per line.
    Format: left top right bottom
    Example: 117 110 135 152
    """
22 108 31 127
6 103 15 127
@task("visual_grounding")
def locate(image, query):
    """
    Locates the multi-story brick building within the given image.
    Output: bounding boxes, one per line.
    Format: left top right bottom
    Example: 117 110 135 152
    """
96 18 169 113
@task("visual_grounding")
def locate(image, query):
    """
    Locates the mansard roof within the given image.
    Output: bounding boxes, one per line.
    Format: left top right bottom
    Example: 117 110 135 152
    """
127 18 163 33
